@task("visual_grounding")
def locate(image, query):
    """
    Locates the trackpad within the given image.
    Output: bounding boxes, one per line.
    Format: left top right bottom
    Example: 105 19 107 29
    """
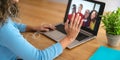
43 30 66 41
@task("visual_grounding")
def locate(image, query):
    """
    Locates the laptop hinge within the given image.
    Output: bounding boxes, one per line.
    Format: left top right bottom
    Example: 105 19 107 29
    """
80 29 94 36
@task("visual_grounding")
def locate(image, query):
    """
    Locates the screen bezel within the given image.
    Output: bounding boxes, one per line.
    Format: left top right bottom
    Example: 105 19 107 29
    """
64 0 105 36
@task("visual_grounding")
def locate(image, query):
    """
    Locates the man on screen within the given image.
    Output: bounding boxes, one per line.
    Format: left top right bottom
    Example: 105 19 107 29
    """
68 4 84 21
77 4 84 20
68 4 77 20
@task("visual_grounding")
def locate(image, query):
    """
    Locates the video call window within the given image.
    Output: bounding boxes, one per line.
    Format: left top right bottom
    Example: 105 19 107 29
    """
68 0 101 30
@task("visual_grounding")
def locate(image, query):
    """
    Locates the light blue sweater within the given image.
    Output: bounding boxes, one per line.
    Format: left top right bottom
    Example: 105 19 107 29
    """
0 18 63 60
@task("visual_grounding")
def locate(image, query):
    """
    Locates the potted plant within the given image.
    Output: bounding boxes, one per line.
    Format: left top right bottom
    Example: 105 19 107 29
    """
102 8 120 47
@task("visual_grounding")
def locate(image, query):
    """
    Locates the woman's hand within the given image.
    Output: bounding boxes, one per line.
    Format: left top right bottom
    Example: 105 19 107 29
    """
25 24 56 32
32 24 56 32
60 13 83 49
65 13 83 41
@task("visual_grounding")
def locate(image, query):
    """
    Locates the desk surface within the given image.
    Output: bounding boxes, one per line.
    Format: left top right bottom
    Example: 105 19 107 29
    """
20 0 120 60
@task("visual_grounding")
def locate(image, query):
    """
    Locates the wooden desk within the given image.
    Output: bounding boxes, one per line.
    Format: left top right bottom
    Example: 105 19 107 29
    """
19 0 120 60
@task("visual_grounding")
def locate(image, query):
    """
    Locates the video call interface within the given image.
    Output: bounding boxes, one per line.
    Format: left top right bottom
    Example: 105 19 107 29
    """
68 0 101 30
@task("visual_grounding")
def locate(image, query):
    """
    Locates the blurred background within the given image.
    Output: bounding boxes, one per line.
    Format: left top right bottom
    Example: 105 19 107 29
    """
19 0 120 26
19 0 67 26
49 0 120 12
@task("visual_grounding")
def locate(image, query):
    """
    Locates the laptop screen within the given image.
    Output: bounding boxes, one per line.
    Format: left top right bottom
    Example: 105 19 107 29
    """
64 0 105 35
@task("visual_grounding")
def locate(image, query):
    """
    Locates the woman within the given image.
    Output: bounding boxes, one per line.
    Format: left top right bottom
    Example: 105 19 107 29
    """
0 0 83 60
82 9 90 27
88 10 98 30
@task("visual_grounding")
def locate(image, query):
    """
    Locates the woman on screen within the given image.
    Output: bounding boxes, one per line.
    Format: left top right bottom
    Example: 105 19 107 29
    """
82 9 90 27
88 10 98 30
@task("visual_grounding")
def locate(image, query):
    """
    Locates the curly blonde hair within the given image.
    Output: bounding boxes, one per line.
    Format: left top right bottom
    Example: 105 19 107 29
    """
0 0 19 26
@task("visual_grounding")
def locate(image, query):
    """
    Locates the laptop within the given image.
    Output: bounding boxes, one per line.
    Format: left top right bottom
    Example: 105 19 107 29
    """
42 0 105 49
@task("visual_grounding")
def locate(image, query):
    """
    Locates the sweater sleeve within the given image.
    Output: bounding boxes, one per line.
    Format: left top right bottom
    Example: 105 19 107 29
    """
0 20 63 60
13 22 26 32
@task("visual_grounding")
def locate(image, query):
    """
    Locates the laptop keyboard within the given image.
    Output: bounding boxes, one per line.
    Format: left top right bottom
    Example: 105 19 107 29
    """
56 24 89 41
76 33 89 41
56 24 67 34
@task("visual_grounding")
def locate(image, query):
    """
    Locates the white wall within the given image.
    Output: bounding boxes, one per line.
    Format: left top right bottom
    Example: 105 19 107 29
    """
96 0 120 12
48 0 68 4
49 0 120 12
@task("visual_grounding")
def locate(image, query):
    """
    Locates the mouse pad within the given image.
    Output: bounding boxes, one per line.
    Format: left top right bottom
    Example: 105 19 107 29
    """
89 46 120 60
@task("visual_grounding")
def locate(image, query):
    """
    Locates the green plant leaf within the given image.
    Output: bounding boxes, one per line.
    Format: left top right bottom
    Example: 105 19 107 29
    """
102 8 120 35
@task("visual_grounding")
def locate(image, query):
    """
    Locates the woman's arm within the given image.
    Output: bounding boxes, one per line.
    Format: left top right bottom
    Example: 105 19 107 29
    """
25 24 56 32
2 13 82 60
12 20 55 32
13 22 26 32
0 22 63 60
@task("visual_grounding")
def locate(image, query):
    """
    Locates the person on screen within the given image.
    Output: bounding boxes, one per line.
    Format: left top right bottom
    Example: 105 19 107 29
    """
82 9 90 27
68 4 76 20
0 0 83 60
88 10 98 30
68 4 84 21
72 4 76 14
76 4 84 20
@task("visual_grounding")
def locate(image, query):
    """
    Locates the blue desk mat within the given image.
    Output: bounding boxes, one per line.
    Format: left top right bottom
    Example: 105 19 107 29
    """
89 46 120 60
